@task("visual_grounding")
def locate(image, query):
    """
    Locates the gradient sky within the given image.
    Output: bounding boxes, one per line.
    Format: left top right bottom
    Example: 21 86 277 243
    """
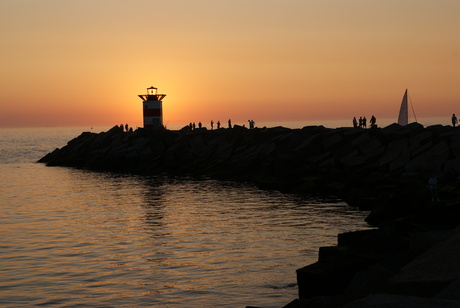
1 0 459 128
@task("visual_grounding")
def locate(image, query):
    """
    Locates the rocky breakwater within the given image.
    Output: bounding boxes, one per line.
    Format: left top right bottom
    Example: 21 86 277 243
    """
39 123 460 307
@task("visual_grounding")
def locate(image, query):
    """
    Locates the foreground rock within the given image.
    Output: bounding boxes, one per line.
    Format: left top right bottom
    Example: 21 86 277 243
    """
289 226 460 307
39 123 460 307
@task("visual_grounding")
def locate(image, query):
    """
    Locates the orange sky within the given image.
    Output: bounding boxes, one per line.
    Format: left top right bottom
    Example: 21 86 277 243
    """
1 0 459 128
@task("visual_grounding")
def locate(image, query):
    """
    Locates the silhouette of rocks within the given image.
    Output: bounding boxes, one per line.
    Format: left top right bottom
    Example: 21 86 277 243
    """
39 123 460 307
292 227 460 307
39 123 460 216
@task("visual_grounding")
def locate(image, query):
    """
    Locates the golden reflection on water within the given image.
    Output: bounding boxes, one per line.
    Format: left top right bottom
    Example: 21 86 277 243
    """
0 162 371 308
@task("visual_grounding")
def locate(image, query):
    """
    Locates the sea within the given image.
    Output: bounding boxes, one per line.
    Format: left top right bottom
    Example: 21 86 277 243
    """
0 117 447 307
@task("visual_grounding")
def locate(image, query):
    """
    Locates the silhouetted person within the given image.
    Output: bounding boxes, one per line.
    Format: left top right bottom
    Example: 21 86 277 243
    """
192 122 196 130
370 115 376 128
363 117 367 128
228 119 232 129
452 114 458 127
217 121 220 129
211 120 214 130
429 175 440 202
359 117 363 128
353 117 358 127
125 124 128 131
198 122 202 128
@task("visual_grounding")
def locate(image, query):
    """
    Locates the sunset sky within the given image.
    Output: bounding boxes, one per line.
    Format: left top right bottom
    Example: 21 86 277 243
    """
1 0 459 128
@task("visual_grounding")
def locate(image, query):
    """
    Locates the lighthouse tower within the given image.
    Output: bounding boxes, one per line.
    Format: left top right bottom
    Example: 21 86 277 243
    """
138 86 166 129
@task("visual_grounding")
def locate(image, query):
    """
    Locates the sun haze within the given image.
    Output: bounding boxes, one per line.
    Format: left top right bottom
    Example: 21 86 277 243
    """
1 0 459 128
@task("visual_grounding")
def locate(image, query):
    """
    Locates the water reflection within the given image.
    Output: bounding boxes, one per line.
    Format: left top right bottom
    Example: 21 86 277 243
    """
0 164 371 308
141 176 167 230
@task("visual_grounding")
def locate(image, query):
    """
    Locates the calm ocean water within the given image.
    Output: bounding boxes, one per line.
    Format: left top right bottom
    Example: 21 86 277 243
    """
1 124 375 307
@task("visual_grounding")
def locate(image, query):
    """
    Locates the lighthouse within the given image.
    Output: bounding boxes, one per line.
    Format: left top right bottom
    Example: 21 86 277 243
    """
138 86 166 129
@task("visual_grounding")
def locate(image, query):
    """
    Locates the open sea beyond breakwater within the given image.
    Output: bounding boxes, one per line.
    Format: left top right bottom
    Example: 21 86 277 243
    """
1 121 407 307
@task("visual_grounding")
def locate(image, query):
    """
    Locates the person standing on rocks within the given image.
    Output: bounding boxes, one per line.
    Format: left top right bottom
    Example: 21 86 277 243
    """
353 117 358 127
228 119 232 129
428 175 440 202
452 114 458 127
217 121 220 129
211 120 214 130
370 115 377 128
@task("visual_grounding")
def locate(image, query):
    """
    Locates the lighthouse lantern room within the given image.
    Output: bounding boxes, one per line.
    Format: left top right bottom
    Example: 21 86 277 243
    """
138 86 166 129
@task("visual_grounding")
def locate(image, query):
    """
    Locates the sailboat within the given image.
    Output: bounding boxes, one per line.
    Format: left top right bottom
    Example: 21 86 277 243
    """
397 89 417 126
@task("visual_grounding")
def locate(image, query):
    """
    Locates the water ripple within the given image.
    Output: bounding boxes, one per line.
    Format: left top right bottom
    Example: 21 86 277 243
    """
0 163 371 307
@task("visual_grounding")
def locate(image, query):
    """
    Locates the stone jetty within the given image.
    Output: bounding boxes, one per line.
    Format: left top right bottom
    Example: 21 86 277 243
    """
39 123 460 307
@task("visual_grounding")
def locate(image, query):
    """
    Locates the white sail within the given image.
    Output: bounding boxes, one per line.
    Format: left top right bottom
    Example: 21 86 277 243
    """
397 89 408 126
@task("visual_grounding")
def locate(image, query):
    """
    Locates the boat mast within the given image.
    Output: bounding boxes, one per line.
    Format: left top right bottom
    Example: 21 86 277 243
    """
408 91 418 123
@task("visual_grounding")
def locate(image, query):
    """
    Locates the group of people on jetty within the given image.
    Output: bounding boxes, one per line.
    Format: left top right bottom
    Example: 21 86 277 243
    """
352 115 377 128
185 119 257 131
119 123 134 132
120 114 460 133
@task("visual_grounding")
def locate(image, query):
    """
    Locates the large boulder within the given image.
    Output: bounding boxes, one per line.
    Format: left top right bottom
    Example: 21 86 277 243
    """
388 230 460 297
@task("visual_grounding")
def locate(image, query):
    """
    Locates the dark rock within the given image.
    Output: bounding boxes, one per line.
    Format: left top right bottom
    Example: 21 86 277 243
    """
296 254 368 299
388 230 460 297
344 293 460 308
435 278 460 301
